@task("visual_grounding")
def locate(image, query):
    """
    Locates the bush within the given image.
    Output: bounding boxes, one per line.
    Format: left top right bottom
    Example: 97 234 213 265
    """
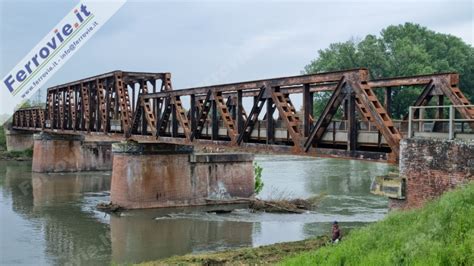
254 162 264 195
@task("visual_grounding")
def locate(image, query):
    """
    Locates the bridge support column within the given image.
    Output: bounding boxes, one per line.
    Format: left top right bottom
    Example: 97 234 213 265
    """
32 132 113 172
110 142 255 209
4 127 34 152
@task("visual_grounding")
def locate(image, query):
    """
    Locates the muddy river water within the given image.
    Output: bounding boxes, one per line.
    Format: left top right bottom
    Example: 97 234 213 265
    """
0 155 394 265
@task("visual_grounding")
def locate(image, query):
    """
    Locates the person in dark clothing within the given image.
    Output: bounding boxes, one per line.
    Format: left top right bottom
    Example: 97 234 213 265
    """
332 221 342 243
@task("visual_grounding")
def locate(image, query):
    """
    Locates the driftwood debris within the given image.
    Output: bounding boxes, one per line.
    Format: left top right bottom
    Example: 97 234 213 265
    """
206 194 326 214
96 202 123 213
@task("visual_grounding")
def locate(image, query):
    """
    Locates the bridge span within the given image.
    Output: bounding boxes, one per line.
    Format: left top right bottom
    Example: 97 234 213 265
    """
10 68 474 162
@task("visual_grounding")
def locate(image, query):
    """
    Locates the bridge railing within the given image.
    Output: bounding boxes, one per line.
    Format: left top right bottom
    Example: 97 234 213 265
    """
407 105 474 139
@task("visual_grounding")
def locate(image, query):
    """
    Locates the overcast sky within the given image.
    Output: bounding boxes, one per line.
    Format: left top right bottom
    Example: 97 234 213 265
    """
0 0 472 108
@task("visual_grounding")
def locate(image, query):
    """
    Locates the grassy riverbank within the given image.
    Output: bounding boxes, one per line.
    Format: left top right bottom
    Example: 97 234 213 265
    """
0 125 33 160
0 148 33 160
138 236 329 265
281 182 474 265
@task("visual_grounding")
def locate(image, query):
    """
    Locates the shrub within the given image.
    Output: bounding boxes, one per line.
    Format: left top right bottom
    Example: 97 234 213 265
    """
254 162 264 195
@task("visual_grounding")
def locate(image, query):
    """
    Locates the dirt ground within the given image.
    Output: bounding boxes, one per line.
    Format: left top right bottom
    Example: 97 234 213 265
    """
137 236 329 265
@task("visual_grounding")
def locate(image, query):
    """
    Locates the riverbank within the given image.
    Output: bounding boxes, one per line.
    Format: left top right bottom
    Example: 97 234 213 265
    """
280 182 474 265
136 182 473 265
138 236 329 265
0 149 33 161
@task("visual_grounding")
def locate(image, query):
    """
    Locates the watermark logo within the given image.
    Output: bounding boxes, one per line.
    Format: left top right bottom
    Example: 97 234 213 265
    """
0 0 127 119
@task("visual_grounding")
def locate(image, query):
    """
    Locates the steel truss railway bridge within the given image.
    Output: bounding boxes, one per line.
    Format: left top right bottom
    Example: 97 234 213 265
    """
11 68 474 162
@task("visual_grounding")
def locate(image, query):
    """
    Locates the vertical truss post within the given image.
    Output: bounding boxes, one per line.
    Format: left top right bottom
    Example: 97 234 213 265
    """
347 93 357 151
448 105 455 140
105 80 111 132
141 81 148 134
171 104 178 137
152 79 157 117
237 90 244 134
39 109 45 129
94 83 100 132
211 100 218 140
97 80 107 133
131 83 136 115
63 90 68 129
25 110 30 128
72 86 77 131
408 106 413 138
54 91 60 129
266 95 275 144
190 94 197 135
303 84 313 137
47 93 52 129
65 88 71 129
59 90 65 130
80 83 90 132
88 82 94 131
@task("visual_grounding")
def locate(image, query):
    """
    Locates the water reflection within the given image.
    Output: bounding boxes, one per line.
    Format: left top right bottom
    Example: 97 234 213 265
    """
1 161 112 266
0 156 393 265
32 172 109 207
111 210 253 264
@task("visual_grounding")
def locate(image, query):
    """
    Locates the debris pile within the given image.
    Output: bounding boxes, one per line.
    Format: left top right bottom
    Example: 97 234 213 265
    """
96 202 123 213
250 194 326 213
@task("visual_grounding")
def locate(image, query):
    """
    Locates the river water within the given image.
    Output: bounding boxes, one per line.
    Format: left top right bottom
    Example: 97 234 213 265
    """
0 155 394 265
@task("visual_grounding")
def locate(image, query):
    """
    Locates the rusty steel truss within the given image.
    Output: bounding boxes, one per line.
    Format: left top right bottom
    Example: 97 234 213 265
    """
11 69 474 162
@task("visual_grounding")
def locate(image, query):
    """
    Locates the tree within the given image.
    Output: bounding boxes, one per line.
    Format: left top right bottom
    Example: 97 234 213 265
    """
304 23 474 119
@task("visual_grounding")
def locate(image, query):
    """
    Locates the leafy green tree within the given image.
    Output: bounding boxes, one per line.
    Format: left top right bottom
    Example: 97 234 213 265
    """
305 23 474 119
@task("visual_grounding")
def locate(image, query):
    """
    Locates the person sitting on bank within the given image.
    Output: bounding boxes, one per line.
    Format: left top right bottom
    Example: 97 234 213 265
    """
332 221 342 243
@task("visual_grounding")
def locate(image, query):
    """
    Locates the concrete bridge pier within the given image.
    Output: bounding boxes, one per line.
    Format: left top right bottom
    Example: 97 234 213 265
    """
32 132 113 173
4 127 34 152
110 142 255 209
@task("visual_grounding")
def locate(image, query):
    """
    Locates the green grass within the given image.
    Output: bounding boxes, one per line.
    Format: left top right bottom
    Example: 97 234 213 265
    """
280 182 474 265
